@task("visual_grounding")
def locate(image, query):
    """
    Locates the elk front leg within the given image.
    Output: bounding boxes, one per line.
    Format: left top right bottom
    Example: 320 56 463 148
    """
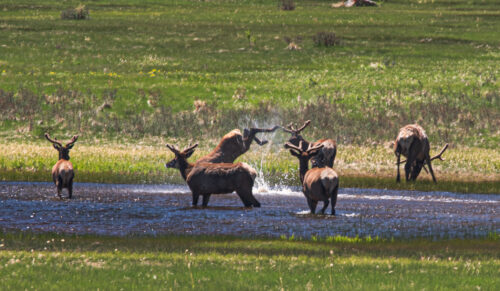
426 155 437 183
309 200 318 214
192 193 200 207
320 200 329 214
411 160 424 181
243 126 280 148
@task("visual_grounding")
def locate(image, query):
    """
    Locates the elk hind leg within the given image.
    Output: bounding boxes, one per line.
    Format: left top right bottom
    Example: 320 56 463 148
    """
330 184 339 216
68 179 73 199
56 177 63 199
202 194 211 207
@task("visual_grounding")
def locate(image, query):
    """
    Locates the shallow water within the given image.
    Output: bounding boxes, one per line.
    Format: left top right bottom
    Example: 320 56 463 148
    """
0 182 498 239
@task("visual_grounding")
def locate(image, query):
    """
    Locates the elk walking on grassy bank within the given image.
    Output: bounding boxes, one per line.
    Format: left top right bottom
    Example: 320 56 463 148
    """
196 125 280 164
282 120 337 168
45 133 78 199
285 142 339 215
394 124 448 183
165 143 261 208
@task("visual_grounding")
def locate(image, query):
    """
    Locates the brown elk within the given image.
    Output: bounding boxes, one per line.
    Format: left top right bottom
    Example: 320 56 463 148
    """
394 124 448 183
196 125 280 164
45 133 78 199
165 143 261 208
282 120 337 168
285 142 339 215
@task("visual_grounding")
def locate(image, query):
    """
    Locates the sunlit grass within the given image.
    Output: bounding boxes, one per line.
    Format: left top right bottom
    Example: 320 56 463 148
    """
0 141 498 193
0 232 498 290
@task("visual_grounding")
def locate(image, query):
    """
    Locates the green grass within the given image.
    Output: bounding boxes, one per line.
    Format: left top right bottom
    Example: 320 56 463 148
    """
0 0 498 146
0 232 499 290
0 140 498 193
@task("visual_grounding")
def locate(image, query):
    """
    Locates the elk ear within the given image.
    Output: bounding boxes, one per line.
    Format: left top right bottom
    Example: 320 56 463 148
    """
53 144 61 151
185 150 195 158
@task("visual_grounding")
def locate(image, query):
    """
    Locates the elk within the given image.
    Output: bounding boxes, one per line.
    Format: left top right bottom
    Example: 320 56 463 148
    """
394 124 448 183
282 120 337 168
196 125 280 164
165 143 261 208
45 133 78 199
285 142 339 215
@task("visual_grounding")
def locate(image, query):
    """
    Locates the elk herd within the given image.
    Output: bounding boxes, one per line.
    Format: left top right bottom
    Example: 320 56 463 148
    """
45 122 448 215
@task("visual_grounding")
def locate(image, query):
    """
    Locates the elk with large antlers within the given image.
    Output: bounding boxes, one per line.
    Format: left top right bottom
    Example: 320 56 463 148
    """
394 124 448 182
45 133 78 199
285 142 339 215
282 120 337 168
165 143 261 208
196 125 280 164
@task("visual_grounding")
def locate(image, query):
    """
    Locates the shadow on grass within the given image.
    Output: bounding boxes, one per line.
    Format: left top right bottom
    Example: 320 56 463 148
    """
1 232 498 260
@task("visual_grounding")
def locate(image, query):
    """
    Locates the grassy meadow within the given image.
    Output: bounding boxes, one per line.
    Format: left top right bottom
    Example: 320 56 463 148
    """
0 0 498 192
0 232 499 290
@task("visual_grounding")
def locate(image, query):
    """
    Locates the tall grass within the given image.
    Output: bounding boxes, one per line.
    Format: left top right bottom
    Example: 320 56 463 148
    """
0 141 498 193
0 0 498 147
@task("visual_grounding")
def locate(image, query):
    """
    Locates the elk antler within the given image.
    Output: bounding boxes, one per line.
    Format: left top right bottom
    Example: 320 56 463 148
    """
396 143 449 165
430 143 448 162
45 133 62 147
166 144 180 154
65 135 79 147
183 143 199 153
284 141 303 152
306 142 324 154
282 120 311 135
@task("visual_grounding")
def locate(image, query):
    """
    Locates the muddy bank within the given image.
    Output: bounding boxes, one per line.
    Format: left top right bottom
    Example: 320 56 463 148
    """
0 182 498 239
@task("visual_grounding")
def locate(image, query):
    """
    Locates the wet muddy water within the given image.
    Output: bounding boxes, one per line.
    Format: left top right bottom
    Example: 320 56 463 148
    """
0 182 498 238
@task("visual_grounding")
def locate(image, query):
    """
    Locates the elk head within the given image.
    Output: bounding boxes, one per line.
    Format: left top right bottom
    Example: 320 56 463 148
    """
284 141 323 182
165 143 198 169
45 133 78 160
282 120 311 150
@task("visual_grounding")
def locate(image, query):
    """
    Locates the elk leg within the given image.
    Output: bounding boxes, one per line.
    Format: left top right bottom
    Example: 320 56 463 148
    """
57 177 63 199
330 184 339 216
235 190 254 207
309 200 318 214
396 152 401 183
192 193 200 207
202 194 211 207
320 200 329 214
411 160 424 181
253 136 268 146
426 155 437 183
68 180 73 199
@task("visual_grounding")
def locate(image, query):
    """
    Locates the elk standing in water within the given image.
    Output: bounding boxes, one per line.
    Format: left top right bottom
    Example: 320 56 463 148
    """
45 133 78 199
394 124 448 182
282 120 337 168
285 142 339 215
165 143 261 208
196 125 280 164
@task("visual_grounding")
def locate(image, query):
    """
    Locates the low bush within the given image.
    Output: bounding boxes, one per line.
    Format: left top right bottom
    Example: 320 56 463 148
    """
61 5 89 20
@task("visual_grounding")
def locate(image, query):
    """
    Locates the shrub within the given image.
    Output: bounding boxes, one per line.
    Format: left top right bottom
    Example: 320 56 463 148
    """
313 32 339 47
279 0 295 11
61 5 89 20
